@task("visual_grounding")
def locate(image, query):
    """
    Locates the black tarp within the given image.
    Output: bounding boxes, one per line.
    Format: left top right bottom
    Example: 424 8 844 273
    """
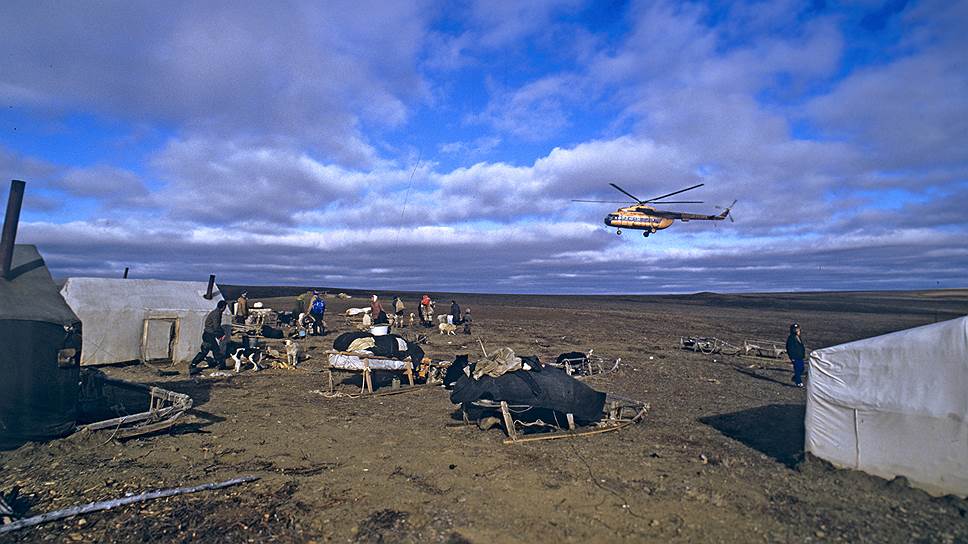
450 365 606 423
333 331 372 351
0 245 82 449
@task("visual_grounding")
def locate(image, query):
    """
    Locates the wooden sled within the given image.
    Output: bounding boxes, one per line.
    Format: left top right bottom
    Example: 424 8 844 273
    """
549 350 619 377
679 335 788 362
464 396 648 445
325 351 423 397
78 371 193 439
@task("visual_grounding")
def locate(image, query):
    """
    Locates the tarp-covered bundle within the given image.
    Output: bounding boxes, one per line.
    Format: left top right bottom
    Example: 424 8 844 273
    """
451 364 607 423
0 245 82 449
806 316 968 497
60 277 226 366
331 331 424 365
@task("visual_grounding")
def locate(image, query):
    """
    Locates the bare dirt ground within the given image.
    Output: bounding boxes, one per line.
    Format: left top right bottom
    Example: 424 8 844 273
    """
2 290 967 543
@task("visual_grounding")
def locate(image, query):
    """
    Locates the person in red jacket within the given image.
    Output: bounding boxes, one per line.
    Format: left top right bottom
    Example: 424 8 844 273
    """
419 294 432 327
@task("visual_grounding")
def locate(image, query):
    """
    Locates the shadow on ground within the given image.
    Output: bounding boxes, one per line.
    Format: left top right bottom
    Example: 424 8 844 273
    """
700 403 805 469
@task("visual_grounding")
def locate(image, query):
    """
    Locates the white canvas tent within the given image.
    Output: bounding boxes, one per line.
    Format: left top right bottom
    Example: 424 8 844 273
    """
806 316 968 497
60 278 228 366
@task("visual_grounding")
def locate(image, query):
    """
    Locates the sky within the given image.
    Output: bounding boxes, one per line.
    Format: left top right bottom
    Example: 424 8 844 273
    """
1 0 966 294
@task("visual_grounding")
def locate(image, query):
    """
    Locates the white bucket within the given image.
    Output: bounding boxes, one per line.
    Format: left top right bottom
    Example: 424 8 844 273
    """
370 325 389 336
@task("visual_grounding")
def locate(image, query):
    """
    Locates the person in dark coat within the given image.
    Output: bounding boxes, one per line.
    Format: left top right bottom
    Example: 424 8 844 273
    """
450 300 461 325
190 300 228 373
786 322 806 387
462 308 472 334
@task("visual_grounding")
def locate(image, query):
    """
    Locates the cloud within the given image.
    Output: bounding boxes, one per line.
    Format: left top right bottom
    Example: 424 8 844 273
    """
56 166 150 207
438 136 502 157
150 137 363 226
468 74 585 140
0 1 434 167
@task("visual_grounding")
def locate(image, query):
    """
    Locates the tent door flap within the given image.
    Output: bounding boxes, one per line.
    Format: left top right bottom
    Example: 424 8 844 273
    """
142 318 177 363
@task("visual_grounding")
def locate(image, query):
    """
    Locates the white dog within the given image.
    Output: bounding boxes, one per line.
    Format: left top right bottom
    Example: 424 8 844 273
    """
285 339 301 367
438 322 457 335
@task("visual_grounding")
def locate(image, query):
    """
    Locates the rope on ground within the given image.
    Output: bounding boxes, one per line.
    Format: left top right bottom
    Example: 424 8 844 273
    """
309 389 362 399
568 441 645 520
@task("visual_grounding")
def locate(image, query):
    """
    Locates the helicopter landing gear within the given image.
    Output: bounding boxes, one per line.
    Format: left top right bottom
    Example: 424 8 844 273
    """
642 231 649 237
616 229 622 235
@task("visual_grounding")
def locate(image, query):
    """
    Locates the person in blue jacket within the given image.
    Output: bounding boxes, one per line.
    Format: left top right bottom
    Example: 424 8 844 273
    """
308 291 326 336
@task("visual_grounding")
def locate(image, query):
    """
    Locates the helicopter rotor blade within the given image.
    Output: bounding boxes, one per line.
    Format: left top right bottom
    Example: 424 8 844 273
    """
643 183 704 203
609 183 644 203
571 199 636 204
649 200 704 204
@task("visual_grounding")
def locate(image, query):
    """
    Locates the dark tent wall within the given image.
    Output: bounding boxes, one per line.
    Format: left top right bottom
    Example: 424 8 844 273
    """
0 245 82 450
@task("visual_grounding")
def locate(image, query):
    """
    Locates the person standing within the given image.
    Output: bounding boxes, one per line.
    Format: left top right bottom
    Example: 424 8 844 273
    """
393 296 405 318
449 300 461 325
236 292 249 324
308 291 326 336
786 322 806 387
370 294 388 325
462 308 472 335
419 294 431 326
190 300 228 374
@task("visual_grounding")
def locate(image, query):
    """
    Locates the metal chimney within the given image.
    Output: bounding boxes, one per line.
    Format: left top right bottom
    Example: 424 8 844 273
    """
1 180 26 280
205 274 216 299
123 267 129 279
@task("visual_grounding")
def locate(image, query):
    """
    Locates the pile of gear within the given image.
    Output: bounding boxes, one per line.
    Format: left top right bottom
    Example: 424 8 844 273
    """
442 347 645 443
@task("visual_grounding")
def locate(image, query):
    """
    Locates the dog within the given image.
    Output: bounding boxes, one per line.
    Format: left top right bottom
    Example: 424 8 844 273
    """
438 322 457 335
285 339 301 367
230 345 265 373
408 312 416 328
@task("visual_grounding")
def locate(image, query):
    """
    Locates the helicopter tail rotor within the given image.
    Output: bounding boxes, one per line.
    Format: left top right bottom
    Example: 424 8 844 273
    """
715 200 738 222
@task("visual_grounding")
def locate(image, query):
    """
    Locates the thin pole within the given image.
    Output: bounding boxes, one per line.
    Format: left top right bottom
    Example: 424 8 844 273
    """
1 180 26 279
0 475 259 534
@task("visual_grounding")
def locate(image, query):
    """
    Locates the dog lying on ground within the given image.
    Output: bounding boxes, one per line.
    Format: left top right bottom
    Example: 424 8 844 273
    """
439 322 457 335
229 345 265 372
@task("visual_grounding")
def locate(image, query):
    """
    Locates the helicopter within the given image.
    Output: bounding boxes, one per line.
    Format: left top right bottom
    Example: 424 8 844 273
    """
572 183 736 237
